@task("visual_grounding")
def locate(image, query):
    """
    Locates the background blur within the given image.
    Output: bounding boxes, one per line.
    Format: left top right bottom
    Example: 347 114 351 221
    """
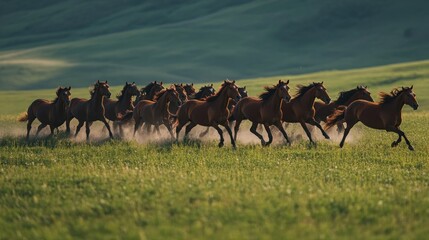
1 0 428 90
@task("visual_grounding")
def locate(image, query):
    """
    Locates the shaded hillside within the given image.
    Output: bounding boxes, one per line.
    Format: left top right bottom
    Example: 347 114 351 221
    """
0 0 428 90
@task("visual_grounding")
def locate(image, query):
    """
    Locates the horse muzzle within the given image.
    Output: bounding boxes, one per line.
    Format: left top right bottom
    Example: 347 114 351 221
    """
412 104 419 110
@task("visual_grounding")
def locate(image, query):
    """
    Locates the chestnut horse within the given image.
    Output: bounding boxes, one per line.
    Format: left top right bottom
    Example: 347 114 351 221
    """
282 82 331 144
183 83 196 97
134 81 164 106
314 86 373 132
133 86 181 139
233 80 291 146
18 87 71 140
104 82 140 135
325 86 418 150
175 80 240 148
66 80 113 140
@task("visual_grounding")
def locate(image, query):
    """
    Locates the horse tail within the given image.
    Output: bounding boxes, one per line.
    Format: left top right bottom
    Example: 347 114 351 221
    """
325 107 346 130
17 112 28 122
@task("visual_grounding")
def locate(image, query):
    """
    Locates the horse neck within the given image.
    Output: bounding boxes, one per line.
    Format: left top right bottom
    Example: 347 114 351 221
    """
213 88 231 110
147 90 157 100
300 88 317 109
389 95 406 113
91 89 104 107
154 93 170 114
266 90 283 110
119 90 133 109
54 98 67 113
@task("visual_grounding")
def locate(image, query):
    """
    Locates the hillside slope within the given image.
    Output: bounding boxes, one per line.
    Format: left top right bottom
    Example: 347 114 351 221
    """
1 0 428 90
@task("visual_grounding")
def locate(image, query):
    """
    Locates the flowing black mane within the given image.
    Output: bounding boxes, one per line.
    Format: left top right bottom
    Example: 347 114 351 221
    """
379 87 409 105
259 85 277 101
294 83 318 98
336 86 366 105
116 84 129 101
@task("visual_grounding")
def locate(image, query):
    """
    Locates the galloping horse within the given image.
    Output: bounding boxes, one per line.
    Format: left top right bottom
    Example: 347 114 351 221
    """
233 80 291 146
314 86 373 132
192 84 216 100
133 86 181 139
282 82 331 144
18 87 71 140
199 85 248 137
104 82 140 135
325 86 418 150
66 80 113 140
175 80 240 148
169 84 188 114
133 81 164 106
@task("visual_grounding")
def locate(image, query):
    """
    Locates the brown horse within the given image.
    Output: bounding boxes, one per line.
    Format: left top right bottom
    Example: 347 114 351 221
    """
192 84 216 100
169 84 188 114
199 85 248 137
183 83 196 97
133 86 181 139
325 86 418 150
66 80 113 140
175 80 240 148
282 82 331 144
18 87 71 140
233 80 291 146
314 86 373 132
133 81 164 106
104 82 140 135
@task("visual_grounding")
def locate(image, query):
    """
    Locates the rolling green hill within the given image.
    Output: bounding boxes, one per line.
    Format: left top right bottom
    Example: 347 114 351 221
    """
0 59 428 115
1 0 429 90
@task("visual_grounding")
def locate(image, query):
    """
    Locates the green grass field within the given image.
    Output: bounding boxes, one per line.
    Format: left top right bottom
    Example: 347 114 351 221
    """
0 61 428 239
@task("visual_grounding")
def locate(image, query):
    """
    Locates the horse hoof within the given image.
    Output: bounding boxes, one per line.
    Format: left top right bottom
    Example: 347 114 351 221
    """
324 134 330 139
218 142 224 148
391 142 398 147
408 145 415 151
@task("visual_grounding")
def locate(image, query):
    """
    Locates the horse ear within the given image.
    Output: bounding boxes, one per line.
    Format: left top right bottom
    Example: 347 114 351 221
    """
180 83 183 86
97 80 100 83
365 86 367 89
244 86 246 90
233 80 235 84
410 85 413 89
321 81 324 84
68 86 72 90
286 80 290 84
132 81 135 84
279 79 281 84
191 83 194 86
105 80 108 84
160 81 163 85
154 81 157 84
210 84 213 87
126 81 128 85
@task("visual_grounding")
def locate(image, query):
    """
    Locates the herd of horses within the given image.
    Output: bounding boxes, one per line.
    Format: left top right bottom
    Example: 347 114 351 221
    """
17 79 419 150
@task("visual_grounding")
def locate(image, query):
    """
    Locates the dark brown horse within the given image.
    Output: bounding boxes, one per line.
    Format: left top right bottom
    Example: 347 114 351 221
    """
133 86 181 139
18 87 71 140
192 84 216 100
133 81 164 106
169 84 188 114
66 80 113 140
175 80 240 148
183 83 196 97
199 85 248 137
282 82 331 144
325 86 418 150
233 80 291 146
104 82 140 135
314 86 373 132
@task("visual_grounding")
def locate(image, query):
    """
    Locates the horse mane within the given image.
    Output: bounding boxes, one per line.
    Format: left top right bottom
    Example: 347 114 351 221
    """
204 81 231 102
379 87 409 105
336 86 365 105
259 85 277 101
141 82 158 95
294 83 317 98
154 89 167 101
116 84 129 101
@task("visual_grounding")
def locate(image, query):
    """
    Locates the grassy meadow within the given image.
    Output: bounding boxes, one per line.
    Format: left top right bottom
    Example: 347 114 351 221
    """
1 61 429 239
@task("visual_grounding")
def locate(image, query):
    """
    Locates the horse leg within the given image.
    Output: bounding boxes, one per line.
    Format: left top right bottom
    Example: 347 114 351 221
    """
49 125 55 137
163 120 176 140
307 118 330 139
250 122 266 146
299 121 315 145
66 114 73 134
387 126 414 151
133 119 142 137
220 122 235 148
101 118 113 139
199 127 210 138
336 122 345 134
35 123 47 138
212 124 225 148
154 125 162 136
184 122 197 140
274 121 291 145
26 117 35 140
75 121 84 137
339 121 357 148
263 124 273 146
85 121 92 141
233 119 242 142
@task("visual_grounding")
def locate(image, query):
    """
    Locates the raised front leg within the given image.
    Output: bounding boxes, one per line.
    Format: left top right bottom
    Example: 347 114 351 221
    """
263 124 273 146
306 118 330 139
387 126 414 151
